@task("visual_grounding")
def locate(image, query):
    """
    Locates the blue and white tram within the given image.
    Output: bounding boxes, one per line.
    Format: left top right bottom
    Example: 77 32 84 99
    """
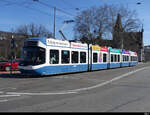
19 37 89 75
108 48 121 68
129 51 138 66
121 50 130 67
91 45 108 70
19 37 138 76
19 37 47 75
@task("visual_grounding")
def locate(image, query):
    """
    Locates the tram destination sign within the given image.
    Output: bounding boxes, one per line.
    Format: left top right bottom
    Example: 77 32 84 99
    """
71 42 88 49
46 39 70 47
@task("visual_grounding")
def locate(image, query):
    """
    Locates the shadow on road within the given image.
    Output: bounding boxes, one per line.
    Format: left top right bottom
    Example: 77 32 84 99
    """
0 73 41 79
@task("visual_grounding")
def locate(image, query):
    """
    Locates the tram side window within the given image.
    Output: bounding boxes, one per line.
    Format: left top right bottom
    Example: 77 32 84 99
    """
93 53 98 63
123 55 129 62
118 55 120 62
135 56 137 61
131 56 137 61
103 53 107 62
36 48 45 65
50 50 59 64
114 54 117 62
124 55 126 61
123 55 127 62
131 56 133 61
111 54 113 62
126 56 127 61
61 50 70 64
72 51 79 63
122 55 124 62
80 52 86 63
127 56 129 61
125 56 127 61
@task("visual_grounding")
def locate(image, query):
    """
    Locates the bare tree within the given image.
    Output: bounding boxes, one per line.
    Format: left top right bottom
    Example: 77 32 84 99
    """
14 23 52 38
74 4 141 44
74 8 96 44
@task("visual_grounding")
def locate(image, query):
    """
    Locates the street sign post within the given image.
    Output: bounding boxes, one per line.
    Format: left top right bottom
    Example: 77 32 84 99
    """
10 36 16 74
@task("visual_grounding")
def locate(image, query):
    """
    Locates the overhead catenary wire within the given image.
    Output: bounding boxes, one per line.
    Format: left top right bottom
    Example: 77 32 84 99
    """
0 0 68 21
34 0 76 17
0 0 51 16
0 0 77 21
60 0 80 10
0 0 76 39
0 0 27 7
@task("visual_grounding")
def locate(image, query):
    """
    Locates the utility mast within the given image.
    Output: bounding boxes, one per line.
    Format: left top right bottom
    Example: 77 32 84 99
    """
53 7 56 38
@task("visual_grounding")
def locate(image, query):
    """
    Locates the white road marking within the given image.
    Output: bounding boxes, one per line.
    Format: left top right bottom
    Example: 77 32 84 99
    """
5 66 150 96
0 100 8 102
0 87 17 91
6 91 77 96
0 94 21 97
67 67 149 92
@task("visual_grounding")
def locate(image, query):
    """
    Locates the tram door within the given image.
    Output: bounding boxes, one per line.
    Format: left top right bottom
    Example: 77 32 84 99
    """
88 45 92 71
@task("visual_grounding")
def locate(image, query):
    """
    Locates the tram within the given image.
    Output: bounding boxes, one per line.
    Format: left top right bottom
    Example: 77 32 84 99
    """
18 37 138 76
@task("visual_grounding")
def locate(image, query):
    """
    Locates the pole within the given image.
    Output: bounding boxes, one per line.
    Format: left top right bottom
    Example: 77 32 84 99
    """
10 35 14 75
54 7 56 38
141 25 144 62
121 32 124 49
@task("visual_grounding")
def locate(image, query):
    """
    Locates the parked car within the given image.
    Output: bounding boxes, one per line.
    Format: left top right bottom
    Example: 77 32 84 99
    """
0 59 21 71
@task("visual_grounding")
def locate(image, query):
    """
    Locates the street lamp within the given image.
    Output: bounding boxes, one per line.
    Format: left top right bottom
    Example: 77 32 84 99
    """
136 1 145 62
137 2 141 5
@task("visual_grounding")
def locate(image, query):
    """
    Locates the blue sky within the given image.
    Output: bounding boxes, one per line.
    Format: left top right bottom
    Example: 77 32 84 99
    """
0 0 149 46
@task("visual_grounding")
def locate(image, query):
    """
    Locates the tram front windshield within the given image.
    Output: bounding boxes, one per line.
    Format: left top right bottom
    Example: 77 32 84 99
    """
20 47 45 66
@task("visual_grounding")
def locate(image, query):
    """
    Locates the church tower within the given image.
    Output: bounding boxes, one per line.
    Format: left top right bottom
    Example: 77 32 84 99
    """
112 13 124 49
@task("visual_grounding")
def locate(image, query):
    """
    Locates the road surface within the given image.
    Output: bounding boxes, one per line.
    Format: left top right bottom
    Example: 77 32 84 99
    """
0 63 150 112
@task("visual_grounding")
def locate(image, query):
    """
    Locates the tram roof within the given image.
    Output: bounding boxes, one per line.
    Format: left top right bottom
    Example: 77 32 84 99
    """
27 37 47 44
122 49 130 54
130 51 137 56
26 37 88 49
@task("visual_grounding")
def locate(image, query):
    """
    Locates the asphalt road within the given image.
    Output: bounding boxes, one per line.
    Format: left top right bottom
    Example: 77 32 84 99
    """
0 63 150 112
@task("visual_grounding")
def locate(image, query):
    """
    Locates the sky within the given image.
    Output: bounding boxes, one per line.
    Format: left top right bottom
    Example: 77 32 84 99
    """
0 0 149 46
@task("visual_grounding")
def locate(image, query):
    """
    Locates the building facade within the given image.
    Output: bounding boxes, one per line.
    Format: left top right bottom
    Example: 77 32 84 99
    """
0 31 27 60
112 13 144 62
